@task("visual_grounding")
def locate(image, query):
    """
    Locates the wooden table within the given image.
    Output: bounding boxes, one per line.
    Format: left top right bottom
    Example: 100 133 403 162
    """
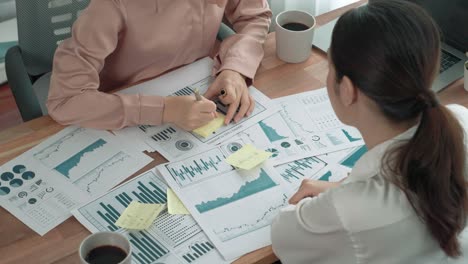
1 1 467 263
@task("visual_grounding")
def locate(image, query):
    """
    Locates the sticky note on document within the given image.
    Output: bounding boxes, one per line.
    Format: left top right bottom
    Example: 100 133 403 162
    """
167 188 190 215
192 113 225 138
225 144 272 170
115 201 165 230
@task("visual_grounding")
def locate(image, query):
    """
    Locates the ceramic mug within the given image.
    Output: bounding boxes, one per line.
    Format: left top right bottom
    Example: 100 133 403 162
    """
79 231 132 264
275 10 316 63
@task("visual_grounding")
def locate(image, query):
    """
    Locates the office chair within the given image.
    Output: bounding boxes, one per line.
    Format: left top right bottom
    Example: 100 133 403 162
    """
6 0 235 122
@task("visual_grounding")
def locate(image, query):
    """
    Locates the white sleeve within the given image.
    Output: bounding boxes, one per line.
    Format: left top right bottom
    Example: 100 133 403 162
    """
271 191 346 263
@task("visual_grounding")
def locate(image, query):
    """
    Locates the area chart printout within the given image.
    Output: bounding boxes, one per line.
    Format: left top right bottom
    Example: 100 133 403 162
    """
156 148 293 261
72 170 228 264
0 126 152 235
114 57 279 161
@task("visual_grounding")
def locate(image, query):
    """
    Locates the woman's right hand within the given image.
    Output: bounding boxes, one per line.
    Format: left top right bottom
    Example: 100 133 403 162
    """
289 179 341 205
162 96 217 131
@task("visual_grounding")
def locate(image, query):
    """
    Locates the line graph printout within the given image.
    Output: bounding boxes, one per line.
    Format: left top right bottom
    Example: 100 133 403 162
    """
72 170 228 264
32 127 152 196
114 58 278 160
157 155 293 261
237 88 365 165
0 126 152 235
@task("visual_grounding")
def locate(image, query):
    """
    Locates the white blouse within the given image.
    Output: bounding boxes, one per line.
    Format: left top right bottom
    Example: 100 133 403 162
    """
271 104 468 264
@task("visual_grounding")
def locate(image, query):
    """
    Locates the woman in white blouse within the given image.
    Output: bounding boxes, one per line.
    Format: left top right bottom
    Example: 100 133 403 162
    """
271 0 468 263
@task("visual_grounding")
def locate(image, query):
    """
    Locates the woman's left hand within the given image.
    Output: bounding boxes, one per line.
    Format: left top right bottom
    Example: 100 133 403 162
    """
204 69 255 125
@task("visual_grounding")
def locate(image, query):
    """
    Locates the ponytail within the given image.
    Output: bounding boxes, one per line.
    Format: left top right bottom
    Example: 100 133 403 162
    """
384 102 467 257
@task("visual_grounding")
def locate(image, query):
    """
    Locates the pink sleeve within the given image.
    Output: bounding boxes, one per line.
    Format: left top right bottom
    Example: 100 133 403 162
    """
214 0 272 83
47 0 164 130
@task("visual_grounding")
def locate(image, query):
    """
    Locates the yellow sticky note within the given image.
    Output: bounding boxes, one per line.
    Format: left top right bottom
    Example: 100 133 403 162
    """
192 113 225 138
167 188 190 215
115 201 165 230
225 144 272 170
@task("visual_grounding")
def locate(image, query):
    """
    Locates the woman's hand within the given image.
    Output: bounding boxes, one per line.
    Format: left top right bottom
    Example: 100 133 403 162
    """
289 179 341 205
163 96 217 131
204 70 255 125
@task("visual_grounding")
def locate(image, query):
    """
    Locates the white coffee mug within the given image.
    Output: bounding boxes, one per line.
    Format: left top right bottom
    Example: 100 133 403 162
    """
464 60 468 92
275 10 316 63
79 231 132 264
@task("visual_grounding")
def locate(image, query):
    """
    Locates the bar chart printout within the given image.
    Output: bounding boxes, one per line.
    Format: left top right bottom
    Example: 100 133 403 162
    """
72 170 228 264
157 155 293 261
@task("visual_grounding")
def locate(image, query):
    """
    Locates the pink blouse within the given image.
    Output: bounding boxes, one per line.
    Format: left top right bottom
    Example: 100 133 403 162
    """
47 0 271 129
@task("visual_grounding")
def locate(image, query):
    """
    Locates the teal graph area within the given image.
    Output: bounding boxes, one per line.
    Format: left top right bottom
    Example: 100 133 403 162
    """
319 171 332 181
182 241 215 263
129 231 169 264
342 129 361 142
278 157 327 183
195 169 277 213
54 139 106 178
259 121 287 142
341 145 368 168
167 149 233 187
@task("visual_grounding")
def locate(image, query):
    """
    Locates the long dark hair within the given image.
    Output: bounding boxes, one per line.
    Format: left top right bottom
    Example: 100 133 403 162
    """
330 0 467 257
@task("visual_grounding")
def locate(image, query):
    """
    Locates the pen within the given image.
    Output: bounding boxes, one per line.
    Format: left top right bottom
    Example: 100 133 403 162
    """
194 88 202 101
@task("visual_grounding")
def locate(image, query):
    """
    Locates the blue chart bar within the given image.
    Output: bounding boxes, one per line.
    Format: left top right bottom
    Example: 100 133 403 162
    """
138 125 153 133
130 231 168 264
279 157 325 183
115 192 133 208
151 127 176 142
96 202 120 231
172 87 194 96
131 181 166 204
167 149 233 187
182 242 215 263
171 156 223 181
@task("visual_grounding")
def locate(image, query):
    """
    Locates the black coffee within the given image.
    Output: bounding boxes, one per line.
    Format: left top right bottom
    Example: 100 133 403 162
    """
85 245 127 264
282 22 310 31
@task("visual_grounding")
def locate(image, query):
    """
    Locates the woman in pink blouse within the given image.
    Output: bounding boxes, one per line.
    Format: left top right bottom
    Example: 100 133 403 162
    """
47 0 271 130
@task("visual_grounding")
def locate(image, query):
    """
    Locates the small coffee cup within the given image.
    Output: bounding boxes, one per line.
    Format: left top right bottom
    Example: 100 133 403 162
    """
79 231 132 264
464 60 468 92
275 10 316 63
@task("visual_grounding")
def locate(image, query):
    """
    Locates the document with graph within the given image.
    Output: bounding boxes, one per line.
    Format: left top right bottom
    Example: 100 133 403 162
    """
72 170 228 264
236 87 365 165
0 126 152 235
155 147 293 261
272 144 368 190
114 57 279 160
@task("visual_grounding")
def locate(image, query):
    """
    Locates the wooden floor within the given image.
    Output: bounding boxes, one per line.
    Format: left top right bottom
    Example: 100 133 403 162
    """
0 83 22 131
